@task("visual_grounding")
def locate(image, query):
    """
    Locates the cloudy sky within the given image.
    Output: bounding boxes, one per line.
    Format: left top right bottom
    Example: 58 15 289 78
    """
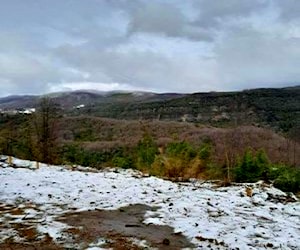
0 0 299 96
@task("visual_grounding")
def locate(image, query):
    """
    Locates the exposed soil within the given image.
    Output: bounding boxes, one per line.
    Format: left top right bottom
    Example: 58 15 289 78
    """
0 242 63 250
0 203 195 249
59 204 195 249
0 202 62 250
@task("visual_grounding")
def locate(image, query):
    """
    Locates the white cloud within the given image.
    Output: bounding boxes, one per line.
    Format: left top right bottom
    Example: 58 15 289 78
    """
49 81 149 93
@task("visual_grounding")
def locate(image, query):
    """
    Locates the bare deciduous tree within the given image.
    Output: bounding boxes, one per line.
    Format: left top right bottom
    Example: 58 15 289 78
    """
33 97 60 164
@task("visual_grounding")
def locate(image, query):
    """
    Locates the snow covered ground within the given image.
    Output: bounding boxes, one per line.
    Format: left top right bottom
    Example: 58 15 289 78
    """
0 156 299 249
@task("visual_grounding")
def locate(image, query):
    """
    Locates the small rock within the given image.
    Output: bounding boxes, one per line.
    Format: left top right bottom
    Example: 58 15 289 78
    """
162 238 170 245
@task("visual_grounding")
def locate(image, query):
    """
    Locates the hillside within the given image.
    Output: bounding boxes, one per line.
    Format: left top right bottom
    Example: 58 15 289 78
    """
71 86 299 133
1 114 299 172
0 86 299 133
0 90 185 110
56 117 299 166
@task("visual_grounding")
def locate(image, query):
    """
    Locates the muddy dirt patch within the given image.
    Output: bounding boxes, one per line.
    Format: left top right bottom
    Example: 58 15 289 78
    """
59 203 195 249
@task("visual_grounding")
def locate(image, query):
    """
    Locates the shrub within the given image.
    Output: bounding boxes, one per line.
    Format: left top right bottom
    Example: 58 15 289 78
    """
150 155 165 176
112 155 134 169
234 149 269 182
61 144 117 168
150 141 211 179
269 165 300 193
166 141 196 161
204 163 226 180
273 170 300 193
135 133 158 169
163 157 185 178
198 143 212 161
233 149 300 193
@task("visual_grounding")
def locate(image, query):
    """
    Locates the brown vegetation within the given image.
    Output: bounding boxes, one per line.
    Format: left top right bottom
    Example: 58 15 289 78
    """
58 116 299 166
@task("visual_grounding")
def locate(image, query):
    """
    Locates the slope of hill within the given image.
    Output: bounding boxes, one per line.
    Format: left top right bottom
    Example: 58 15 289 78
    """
56 117 299 166
0 86 299 132
0 90 185 110
0 95 38 109
79 86 299 132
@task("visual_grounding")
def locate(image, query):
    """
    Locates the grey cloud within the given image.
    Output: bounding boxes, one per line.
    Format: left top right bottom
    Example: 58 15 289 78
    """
0 33 86 96
0 53 80 96
128 2 185 36
193 0 269 28
214 26 300 89
126 0 270 41
275 0 300 21
127 1 214 41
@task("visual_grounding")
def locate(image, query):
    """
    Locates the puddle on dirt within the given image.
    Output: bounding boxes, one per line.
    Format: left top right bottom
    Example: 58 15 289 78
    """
59 203 195 250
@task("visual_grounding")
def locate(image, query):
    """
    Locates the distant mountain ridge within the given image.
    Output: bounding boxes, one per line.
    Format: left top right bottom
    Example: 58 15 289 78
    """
0 90 185 110
0 86 299 132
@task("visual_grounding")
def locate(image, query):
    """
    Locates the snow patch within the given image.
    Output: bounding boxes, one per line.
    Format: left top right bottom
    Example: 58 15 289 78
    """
0 156 299 249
